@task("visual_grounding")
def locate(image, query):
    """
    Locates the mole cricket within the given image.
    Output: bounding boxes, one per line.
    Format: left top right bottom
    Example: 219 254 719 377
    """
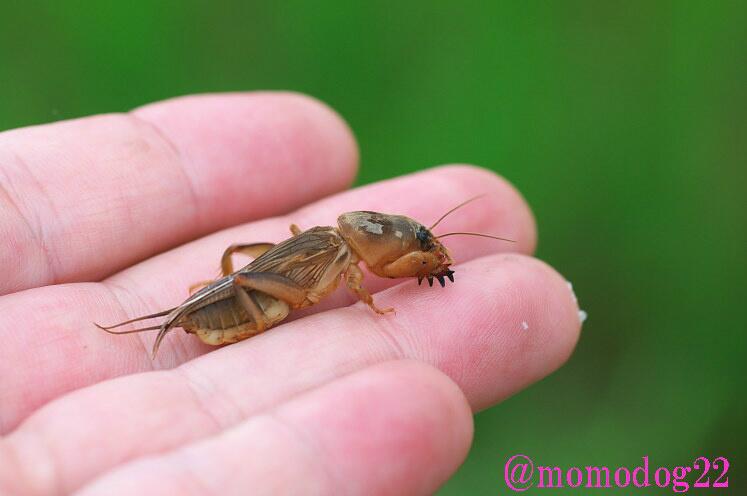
96 196 513 357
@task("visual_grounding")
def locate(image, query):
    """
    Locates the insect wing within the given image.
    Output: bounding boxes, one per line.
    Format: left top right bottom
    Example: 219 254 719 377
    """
246 227 350 289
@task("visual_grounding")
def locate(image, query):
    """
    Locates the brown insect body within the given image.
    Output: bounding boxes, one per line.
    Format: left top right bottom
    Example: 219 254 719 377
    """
97 202 511 358
337 212 453 282
175 226 351 348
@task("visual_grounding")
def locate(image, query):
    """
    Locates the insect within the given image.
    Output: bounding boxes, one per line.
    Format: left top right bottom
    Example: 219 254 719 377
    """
96 196 513 358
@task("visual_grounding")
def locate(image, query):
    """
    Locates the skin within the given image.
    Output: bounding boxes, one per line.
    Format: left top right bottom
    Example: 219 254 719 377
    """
0 92 582 496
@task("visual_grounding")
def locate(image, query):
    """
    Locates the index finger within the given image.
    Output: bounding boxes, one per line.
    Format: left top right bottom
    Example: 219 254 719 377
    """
0 92 358 294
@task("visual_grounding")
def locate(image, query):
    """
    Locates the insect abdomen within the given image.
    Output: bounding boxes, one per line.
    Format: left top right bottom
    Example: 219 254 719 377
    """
181 291 290 346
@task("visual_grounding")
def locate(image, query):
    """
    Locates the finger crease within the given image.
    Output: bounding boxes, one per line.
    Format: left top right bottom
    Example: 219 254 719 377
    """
266 411 338 491
128 113 202 229
358 305 408 360
173 366 242 433
0 150 60 286
1 430 63 496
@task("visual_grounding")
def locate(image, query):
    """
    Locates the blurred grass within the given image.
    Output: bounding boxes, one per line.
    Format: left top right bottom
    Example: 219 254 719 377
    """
1 1 745 493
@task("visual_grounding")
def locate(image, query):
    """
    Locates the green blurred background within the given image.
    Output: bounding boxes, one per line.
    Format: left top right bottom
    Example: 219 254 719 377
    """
1 1 745 493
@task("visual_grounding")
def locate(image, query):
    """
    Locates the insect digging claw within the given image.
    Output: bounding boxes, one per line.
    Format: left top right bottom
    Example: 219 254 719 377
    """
436 275 446 287
427 276 434 287
446 269 454 282
418 275 424 285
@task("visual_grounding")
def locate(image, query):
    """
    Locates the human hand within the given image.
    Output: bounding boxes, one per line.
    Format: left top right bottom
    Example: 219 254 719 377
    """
0 92 581 495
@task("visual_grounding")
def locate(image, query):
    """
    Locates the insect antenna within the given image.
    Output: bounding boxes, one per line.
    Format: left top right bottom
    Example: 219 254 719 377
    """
429 194 488 231
436 232 516 243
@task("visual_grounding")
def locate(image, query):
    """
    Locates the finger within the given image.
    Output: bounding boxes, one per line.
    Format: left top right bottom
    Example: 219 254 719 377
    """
3 253 580 493
116 163 536 321
0 92 357 294
67 361 472 496
0 164 535 432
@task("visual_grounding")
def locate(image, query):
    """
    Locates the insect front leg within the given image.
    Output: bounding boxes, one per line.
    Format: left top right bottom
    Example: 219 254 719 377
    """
344 264 394 315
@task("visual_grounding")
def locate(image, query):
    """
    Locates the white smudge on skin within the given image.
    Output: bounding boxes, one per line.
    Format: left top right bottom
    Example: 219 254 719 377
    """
521 321 529 331
566 280 587 325
566 281 577 304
